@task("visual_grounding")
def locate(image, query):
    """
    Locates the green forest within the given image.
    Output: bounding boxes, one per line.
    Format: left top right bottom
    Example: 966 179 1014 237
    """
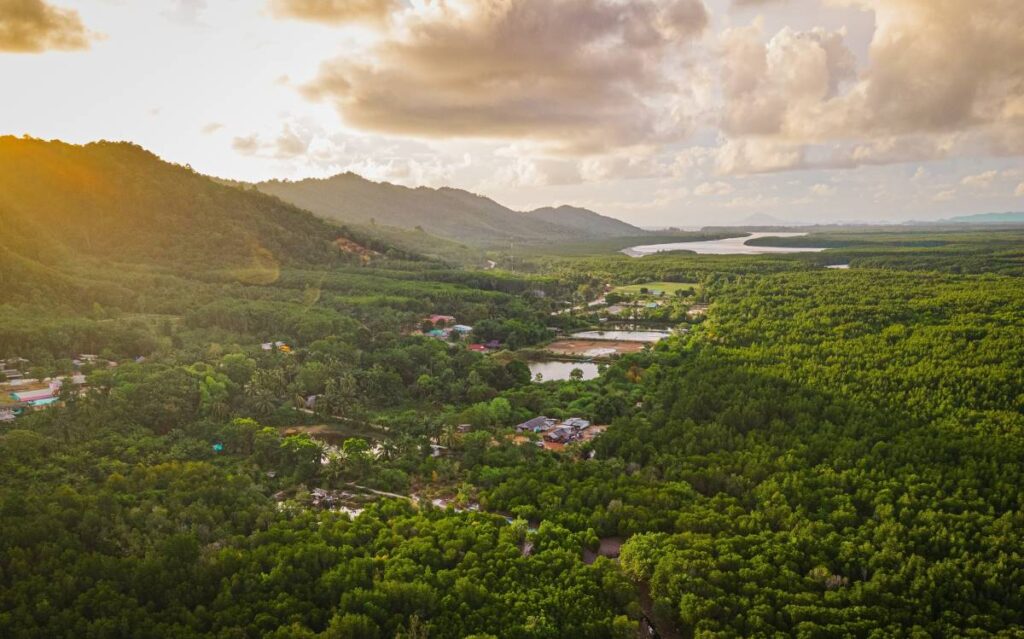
1 138 1023 638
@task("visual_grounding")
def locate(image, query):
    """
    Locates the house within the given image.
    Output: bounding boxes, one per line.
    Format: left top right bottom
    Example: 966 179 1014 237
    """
426 328 447 338
0 407 16 422
456 423 472 433
545 426 574 443
452 324 474 334
426 314 457 326
485 340 502 350
516 416 556 433
561 417 591 431
468 343 487 352
12 388 57 404
311 488 337 508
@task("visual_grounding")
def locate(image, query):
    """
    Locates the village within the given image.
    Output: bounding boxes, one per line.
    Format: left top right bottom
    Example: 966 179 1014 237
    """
1 277 703 428
0 355 100 423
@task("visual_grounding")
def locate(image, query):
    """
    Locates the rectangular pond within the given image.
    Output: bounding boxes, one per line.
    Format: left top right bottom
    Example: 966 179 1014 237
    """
528 361 601 381
569 330 672 342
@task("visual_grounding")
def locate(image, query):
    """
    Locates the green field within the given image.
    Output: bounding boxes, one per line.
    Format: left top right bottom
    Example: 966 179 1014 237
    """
612 281 699 295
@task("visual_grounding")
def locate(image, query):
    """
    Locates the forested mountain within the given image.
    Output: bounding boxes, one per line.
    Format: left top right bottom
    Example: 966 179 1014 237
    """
0 137 388 274
256 172 647 247
523 205 644 237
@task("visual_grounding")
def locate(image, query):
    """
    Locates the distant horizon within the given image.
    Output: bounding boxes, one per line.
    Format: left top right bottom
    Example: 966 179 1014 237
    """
12 133 1024 233
2 0 1022 226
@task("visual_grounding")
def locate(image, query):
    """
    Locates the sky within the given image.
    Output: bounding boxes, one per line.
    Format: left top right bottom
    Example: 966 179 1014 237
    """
1 0 1022 227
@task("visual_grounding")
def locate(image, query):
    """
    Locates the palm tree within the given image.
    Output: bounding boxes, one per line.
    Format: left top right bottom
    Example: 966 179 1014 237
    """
379 440 399 461
249 391 276 416
439 424 459 450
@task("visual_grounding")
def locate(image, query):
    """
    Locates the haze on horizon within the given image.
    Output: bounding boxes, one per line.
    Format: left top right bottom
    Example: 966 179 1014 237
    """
1 0 1021 227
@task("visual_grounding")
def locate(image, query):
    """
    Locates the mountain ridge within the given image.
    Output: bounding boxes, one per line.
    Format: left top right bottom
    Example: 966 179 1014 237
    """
942 211 1024 224
256 172 647 247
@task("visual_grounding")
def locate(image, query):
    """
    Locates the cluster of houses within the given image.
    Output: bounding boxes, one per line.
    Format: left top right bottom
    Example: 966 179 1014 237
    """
421 314 473 339
420 315 501 352
0 356 90 422
515 415 597 446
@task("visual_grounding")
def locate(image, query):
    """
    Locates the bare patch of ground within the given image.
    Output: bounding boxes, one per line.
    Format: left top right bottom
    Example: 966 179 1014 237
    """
547 339 647 356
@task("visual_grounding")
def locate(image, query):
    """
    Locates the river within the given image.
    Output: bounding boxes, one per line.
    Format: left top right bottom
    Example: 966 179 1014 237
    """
622 232 826 256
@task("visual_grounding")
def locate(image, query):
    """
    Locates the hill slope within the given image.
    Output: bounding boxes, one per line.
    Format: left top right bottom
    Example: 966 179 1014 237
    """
256 172 646 246
0 137 381 273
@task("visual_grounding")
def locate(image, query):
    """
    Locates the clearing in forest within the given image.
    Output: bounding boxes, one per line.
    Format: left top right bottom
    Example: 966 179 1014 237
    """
613 281 698 295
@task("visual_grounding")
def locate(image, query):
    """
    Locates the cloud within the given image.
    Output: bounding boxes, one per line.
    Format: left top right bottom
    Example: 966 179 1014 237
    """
201 122 224 135
230 120 478 187
231 134 262 154
932 188 956 202
715 0 1024 175
302 0 710 154
810 183 835 196
232 123 312 159
1016 182 1024 197
720 21 856 137
715 138 804 174
845 0 1024 139
268 0 399 25
961 170 998 188
164 0 207 25
0 0 95 52
694 181 734 196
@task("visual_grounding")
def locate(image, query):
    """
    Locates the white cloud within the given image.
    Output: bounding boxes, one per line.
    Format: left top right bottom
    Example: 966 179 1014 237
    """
961 170 998 188
694 180 734 196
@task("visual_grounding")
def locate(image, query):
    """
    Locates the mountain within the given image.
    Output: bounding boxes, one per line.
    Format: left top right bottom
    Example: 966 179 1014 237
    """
523 205 644 237
0 137 387 273
943 211 1024 224
738 213 802 227
256 172 646 246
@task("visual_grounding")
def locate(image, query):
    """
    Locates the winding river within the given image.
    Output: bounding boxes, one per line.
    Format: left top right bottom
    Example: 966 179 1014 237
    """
622 232 826 256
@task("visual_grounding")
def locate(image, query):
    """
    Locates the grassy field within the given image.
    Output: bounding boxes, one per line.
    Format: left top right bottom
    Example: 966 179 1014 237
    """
613 281 699 295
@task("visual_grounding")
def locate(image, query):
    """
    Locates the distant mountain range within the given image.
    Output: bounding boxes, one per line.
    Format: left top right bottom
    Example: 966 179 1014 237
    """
256 173 646 247
942 211 1024 224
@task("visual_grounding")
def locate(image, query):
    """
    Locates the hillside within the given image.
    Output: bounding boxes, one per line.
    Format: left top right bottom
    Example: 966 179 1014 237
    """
256 172 646 246
0 137 382 274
